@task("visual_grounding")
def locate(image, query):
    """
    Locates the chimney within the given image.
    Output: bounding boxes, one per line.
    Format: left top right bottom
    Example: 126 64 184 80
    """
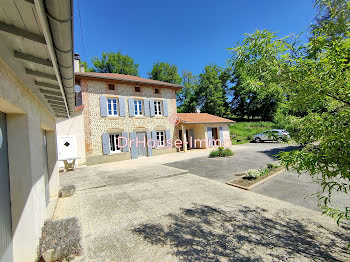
196 107 201 113
80 64 85 72
74 53 80 72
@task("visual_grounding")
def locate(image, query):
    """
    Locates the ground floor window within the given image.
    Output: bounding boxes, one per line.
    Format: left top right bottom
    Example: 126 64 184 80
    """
156 131 165 147
109 133 121 152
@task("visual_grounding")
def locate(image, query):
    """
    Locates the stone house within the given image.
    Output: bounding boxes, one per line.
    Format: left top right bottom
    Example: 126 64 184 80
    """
57 62 234 166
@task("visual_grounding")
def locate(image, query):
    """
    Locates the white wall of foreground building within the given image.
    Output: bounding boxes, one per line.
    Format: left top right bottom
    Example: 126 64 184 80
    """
0 58 59 262
56 112 87 165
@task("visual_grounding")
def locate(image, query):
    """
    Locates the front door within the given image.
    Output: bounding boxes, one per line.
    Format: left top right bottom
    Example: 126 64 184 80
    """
136 132 147 157
212 128 218 140
0 112 13 262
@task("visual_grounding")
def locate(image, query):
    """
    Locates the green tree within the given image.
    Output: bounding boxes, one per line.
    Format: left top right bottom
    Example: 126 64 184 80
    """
177 71 198 113
90 52 139 76
231 70 282 120
228 0 350 227
148 62 182 85
196 65 228 117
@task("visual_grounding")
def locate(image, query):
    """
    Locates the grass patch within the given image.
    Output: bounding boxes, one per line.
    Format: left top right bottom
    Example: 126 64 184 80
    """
209 147 234 158
229 121 278 144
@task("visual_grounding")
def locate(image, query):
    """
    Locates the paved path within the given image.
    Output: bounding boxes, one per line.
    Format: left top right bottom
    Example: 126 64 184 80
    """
253 170 350 212
54 143 350 261
164 142 298 183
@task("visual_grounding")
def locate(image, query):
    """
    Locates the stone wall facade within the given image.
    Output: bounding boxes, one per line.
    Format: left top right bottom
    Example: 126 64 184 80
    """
80 78 179 165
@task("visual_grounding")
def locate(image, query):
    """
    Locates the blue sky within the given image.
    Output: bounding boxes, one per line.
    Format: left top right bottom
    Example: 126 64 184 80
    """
74 0 316 78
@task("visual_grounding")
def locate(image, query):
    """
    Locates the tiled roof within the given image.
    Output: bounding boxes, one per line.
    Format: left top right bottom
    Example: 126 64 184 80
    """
176 113 234 124
75 72 183 89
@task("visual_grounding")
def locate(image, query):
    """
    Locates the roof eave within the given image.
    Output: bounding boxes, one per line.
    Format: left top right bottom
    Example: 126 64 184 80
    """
75 72 183 90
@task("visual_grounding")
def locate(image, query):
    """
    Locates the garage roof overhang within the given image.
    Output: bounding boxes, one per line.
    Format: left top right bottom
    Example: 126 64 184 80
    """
0 0 75 118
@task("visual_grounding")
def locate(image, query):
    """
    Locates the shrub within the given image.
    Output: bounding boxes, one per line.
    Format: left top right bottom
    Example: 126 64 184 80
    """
222 148 234 157
245 169 261 179
260 168 269 176
209 148 234 158
267 163 280 170
209 150 220 158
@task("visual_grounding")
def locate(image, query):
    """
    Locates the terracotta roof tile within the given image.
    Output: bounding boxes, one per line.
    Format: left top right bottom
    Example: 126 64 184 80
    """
75 72 183 89
176 113 234 124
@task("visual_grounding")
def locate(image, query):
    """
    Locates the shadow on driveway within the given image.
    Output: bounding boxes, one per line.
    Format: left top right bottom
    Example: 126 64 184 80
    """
132 204 349 261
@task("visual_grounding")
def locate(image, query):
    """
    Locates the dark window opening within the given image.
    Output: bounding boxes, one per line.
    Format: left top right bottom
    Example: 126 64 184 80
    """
135 85 141 92
108 84 115 90
75 91 82 106
155 88 160 94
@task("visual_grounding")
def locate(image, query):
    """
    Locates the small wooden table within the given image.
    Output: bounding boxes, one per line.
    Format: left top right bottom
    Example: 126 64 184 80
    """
58 157 80 172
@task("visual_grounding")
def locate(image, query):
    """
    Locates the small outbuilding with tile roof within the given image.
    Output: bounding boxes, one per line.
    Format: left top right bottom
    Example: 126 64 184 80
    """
174 113 234 151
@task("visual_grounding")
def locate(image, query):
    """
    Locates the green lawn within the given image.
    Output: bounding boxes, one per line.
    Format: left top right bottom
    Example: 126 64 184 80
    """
229 121 278 145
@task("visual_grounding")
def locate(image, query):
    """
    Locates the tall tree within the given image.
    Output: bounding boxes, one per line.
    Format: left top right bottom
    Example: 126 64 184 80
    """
148 62 182 85
196 65 227 117
177 71 198 113
228 0 350 227
90 52 139 76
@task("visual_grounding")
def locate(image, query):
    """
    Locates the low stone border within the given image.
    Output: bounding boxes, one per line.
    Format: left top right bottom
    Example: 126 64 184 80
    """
226 168 286 190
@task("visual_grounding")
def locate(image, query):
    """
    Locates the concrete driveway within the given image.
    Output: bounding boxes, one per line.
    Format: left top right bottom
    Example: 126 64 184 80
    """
54 144 350 261
164 142 299 183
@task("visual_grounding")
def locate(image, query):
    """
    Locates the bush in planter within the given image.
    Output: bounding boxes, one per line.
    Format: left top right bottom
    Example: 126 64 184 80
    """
209 147 234 158
267 163 280 170
209 150 221 158
245 169 261 179
222 148 234 156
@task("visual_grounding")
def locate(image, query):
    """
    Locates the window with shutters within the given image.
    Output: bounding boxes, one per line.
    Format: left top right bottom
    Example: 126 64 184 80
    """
107 98 118 116
156 131 165 147
109 133 121 153
154 101 162 116
134 99 143 116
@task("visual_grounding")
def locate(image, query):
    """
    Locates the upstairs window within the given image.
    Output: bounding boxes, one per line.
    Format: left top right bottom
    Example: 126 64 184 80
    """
108 84 115 90
154 101 162 116
134 99 143 116
155 88 160 94
135 85 141 92
107 98 118 116
109 133 121 153
156 131 165 147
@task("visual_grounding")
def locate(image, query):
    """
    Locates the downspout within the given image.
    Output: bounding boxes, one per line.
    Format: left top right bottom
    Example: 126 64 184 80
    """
34 0 75 117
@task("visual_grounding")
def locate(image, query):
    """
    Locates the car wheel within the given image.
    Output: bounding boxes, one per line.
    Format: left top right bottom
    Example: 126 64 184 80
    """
255 137 261 143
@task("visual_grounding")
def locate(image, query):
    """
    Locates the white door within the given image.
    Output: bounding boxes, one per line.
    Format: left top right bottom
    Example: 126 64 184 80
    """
57 136 77 160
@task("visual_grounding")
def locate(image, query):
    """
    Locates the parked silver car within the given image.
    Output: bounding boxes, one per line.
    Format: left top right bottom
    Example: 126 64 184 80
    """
253 129 290 143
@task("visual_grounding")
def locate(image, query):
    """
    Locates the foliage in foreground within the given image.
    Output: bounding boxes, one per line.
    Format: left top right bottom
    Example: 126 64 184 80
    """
209 147 234 158
229 0 350 224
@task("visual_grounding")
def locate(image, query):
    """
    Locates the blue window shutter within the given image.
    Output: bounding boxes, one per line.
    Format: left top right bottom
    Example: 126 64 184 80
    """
151 130 157 148
189 129 194 148
119 97 126 117
128 98 134 117
100 96 107 117
121 132 129 152
207 127 213 147
102 133 110 155
150 99 155 117
129 132 138 159
165 130 171 147
163 100 168 116
146 131 152 156
219 126 223 145
144 99 150 116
